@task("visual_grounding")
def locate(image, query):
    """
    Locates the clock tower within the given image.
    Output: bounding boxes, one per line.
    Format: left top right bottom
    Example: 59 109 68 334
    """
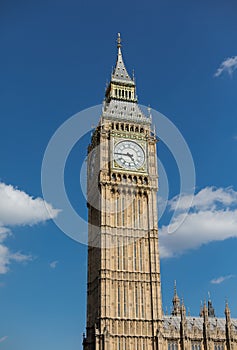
83 34 162 350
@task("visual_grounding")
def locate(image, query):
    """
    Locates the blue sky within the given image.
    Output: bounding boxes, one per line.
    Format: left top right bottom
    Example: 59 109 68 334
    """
1 0 237 349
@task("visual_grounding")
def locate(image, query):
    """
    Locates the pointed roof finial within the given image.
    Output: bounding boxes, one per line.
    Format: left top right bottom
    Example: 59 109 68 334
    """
132 69 135 81
225 299 230 316
203 299 209 321
180 298 186 318
207 292 215 317
172 280 181 316
200 300 204 317
188 307 191 316
111 33 134 85
117 32 122 48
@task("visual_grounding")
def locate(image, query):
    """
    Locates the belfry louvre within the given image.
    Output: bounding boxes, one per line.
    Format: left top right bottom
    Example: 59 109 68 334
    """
83 34 237 350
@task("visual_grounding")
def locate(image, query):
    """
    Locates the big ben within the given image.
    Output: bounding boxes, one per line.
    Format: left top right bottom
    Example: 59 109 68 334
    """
83 33 162 350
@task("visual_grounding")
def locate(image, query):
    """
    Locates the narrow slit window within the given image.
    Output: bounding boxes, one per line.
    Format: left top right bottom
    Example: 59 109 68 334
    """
117 241 120 270
135 287 139 317
134 243 137 271
118 286 121 317
122 197 125 226
140 241 143 271
138 198 141 228
124 285 127 317
141 285 144 318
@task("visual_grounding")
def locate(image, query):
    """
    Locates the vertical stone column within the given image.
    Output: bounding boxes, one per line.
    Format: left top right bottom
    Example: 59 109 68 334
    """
203 302 210 350
225 302 232 350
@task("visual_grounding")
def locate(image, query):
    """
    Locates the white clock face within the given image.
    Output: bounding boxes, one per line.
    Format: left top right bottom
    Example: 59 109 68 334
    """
114 140 145 170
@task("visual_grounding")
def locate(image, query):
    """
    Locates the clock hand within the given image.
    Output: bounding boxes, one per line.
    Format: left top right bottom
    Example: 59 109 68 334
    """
115 152 135 162
127 152 135 161
114 152 126 156
115 152 133 159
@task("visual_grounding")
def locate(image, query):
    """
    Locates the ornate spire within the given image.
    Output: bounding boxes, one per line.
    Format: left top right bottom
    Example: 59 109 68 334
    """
203 300 209 322
207 292 215 317
203 300 210 350
111 33 135 85
103 34 150 125
172 280 181 316
225 300 232 350
180 298 186 318
225 300 231 321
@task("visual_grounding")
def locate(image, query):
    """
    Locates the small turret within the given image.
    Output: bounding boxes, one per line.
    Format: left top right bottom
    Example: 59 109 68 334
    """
203 300 209 321
208 292 216 317
225 300 232 350
172 281 181 316
200 301 204 317
225 300 231 322
203 300 210 350
180 299 186 320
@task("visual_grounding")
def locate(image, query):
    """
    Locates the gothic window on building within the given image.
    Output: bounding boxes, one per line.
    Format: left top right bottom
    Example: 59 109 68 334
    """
135 286 139 318
134 243 137 270
117 241 120 270
168 341 178 350
118 286 121 317
139 241 143 271
122 243 126 270
214 343 224 350
141 285 144 318
192 342 201 350
123 285 127 317
122 197 125 226
116 196 119 226
132 198 136 228
138 198 141 227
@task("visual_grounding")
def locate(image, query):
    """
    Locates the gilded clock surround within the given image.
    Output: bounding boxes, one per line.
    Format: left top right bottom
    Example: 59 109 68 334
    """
113 138 147 173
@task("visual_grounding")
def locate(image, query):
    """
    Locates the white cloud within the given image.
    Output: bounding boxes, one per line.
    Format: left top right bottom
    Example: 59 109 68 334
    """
169 186 237 211
0 182 60 274
49 260 59 269
0 182 59 227
214 56 237 77
159 187 237 258
0 241 33 275
210 275 234 285
0 336 8 343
